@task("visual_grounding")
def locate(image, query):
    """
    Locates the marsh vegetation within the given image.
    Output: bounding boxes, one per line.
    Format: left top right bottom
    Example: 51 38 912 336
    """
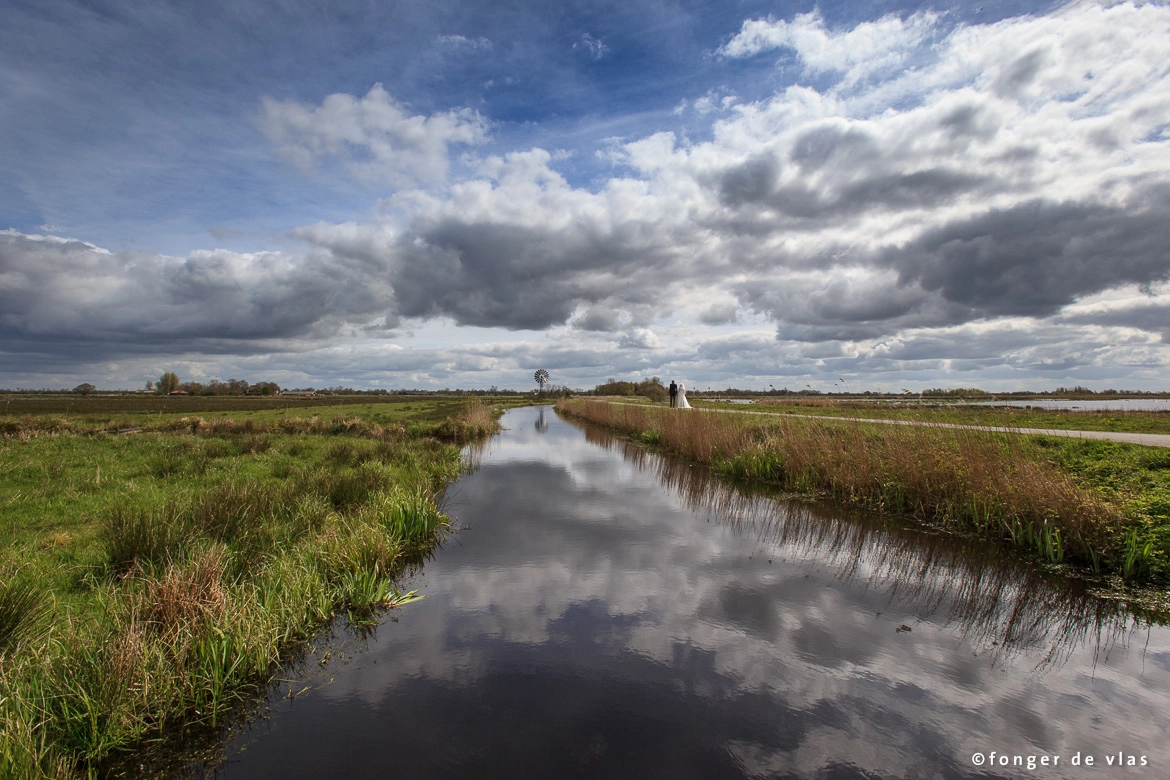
0 398 506 777
558 399 1170 583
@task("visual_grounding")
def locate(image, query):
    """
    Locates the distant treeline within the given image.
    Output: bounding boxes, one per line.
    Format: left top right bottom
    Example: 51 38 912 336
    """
3 380 1166 398
592 378 669 402
0 382 538 396
588 381 1169 399
151 374 282 396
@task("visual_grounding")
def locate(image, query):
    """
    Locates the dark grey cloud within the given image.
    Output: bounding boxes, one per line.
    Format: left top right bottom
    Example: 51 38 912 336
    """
573 306 625 332
789 125 876 172
694 333 775 363
732 271 954 342
698 302 737 325
885 192 1170 319
992 47 1049 99
390 221 587 329
303 183 696 333
937 103 1000 143
718 157 988 224
1062 299 1170 343
717 153 781 206
708 120 995 245
0 232 389 360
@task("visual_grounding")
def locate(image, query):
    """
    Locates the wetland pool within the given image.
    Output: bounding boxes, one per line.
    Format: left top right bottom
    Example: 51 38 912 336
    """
206 405 1170 778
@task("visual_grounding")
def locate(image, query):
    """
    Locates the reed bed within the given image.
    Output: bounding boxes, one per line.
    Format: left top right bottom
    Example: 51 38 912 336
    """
557 399 1145 578
583 425 1152 661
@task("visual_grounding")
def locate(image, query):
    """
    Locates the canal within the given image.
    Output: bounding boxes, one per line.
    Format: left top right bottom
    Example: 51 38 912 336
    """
210 404 1170 778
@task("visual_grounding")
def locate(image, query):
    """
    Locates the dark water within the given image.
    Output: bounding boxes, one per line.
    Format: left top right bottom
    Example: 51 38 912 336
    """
212 405 1170 778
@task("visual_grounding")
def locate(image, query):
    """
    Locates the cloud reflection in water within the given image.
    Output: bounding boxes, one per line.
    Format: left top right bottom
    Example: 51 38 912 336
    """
218 406 1170 779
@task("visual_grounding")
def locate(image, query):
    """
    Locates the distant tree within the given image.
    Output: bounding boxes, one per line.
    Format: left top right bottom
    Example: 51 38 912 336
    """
158 372 180 394
636 377 667 403
73 383 96 395
593 380 636 396
145 380 154 392
592 378 665 402
534 368 550 393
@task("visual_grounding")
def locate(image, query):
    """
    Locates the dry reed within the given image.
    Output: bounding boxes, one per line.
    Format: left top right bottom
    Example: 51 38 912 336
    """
558 399 1122 571
135 545 229 648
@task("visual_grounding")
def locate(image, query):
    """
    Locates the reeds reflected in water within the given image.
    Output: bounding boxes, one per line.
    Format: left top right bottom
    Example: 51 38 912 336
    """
575 419 1164 669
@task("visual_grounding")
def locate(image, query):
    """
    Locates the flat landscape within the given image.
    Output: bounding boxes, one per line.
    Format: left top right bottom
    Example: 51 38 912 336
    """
0 396 524 776
699 397 1170 436
6 0 1170 774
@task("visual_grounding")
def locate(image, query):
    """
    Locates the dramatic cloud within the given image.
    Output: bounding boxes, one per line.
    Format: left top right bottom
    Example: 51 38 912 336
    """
0 230 391 357
297 147 701 331
5 1 1170 389
288 3 1170 361
885 194 1170 319
259 84 487 184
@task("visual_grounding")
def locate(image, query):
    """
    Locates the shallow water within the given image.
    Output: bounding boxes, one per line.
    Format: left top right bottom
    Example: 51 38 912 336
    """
210 405 1170 778
964 398 1170 412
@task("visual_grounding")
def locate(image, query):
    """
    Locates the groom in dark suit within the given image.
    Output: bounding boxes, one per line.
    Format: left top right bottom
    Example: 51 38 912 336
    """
668 380 678 408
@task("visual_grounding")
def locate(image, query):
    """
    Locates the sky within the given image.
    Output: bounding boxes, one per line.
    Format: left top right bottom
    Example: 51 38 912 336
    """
2 0 1169 392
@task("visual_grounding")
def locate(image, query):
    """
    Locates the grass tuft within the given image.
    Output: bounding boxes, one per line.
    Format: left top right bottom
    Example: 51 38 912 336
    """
103 504 193 574
0 577 51 657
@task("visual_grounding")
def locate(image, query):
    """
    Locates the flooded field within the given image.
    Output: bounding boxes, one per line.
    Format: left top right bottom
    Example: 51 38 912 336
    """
964 399 1170 412
207 405 1170 778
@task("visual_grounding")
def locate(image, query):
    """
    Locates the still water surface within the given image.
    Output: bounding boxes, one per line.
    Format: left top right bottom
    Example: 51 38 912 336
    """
965 398 1170 412
213 405 1170 778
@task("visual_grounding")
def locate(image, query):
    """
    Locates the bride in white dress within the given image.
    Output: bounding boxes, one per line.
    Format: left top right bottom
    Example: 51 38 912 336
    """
677 382 692 409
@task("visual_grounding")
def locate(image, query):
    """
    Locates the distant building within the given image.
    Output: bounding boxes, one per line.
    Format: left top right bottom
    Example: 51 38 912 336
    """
168 389 189 395
280 390 315 397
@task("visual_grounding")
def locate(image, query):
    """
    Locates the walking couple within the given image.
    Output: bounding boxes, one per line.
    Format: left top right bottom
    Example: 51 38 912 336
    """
668 380 691 409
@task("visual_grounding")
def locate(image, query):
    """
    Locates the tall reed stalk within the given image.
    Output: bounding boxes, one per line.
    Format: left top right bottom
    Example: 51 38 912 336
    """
558 399 1131 576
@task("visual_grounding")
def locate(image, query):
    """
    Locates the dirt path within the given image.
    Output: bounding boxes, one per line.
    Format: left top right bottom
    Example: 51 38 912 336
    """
601 402 1170 449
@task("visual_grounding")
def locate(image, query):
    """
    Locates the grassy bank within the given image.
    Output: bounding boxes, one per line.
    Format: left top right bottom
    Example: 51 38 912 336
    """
0 393 532 436
692 396 1170 435
558 399 1170 583
0 400 502 777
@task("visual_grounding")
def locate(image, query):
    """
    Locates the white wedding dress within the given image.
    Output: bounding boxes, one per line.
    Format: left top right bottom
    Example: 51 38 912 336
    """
677 383 691 409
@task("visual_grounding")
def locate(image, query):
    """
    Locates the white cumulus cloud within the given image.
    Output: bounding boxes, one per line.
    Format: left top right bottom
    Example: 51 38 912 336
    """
259 83 487 185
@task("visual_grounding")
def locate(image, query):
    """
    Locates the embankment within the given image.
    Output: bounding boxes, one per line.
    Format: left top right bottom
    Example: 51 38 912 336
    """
557 399 1164 583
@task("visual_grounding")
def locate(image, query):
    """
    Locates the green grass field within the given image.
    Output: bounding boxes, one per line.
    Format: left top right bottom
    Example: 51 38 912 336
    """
0 392 534 427
692 397 1170 435
0 397 517 778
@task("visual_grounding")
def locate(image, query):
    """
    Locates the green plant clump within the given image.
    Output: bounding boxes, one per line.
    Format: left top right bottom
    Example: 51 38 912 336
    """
0 400 503 777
